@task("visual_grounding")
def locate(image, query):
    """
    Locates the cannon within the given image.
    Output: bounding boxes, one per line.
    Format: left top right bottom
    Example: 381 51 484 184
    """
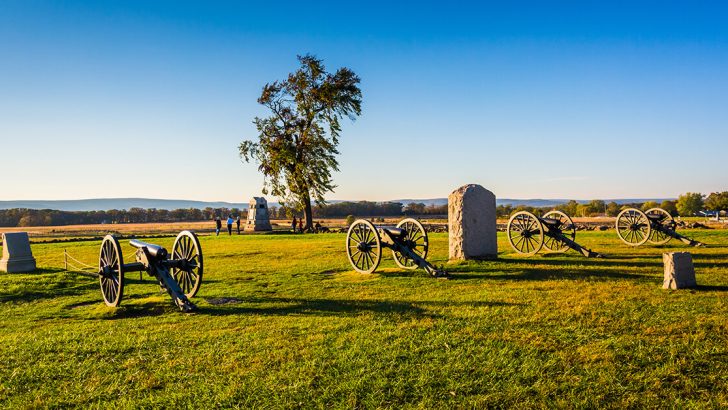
345 218 448 277
507 210 602 257
97 231 203 312
615 207 704 247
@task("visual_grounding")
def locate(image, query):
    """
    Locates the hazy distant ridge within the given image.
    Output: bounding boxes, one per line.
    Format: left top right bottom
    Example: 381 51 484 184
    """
0 197 674 211
395 198 673 207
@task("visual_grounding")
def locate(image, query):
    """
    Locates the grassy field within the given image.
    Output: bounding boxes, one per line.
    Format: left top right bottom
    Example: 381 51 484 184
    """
1 229 727 408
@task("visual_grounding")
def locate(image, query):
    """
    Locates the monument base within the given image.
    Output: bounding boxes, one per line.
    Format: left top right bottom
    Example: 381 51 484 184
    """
244 222 272 232
1 232 37 273
0 256 36 273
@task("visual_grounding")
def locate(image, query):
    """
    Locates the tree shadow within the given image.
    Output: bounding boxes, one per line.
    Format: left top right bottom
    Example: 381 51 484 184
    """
451 268 653 282
444 258 657 282
198 296 523 318
494 255 662 268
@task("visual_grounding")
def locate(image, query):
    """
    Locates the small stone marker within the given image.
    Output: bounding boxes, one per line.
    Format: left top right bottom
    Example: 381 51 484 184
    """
448 184 497 260
245 197 272 232
0 232 37 273
662 252 697 289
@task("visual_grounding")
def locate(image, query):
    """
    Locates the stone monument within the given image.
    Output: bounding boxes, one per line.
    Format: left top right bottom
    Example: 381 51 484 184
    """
245 197 272 232
0 232 36 273
448 184 497 260
663 252 697 289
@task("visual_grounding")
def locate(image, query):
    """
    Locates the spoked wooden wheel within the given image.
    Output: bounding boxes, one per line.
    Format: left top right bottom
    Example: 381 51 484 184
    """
507 211 544 255
542 210 575 253
99 235 124 307
645 208 675 245
392 218 429 269
616 208 651 246
346 219 382 273
172 230 204 298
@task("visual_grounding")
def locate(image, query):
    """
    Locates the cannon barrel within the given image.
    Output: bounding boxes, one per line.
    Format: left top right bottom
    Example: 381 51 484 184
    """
129 239 168 259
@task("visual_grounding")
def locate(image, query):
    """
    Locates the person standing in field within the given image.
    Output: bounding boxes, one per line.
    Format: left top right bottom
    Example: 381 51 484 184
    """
236 215 241 234
215 216 222 236
298 218 304 233
291 216 297 233
226 215 234 235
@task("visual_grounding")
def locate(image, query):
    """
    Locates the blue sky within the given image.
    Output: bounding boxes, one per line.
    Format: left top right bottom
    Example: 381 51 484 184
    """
1 1 726 202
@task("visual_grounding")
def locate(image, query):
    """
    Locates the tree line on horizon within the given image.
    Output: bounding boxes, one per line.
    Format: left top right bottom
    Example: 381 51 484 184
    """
0 192 725 228
0 202 440 227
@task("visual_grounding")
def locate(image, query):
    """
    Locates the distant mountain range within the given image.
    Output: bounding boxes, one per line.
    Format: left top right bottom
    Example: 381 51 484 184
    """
0 197 674 211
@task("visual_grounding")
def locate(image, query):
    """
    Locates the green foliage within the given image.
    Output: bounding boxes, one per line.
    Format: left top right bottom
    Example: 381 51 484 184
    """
677 192 704 216
576 203 590 217
403 202 427 215
345 215 356 226
1 230 726 407
641 201 659 211
705 191 728 211
660 200 678 216
559 200 579 216
605 201 621 217
239 55 362 228
587 200 606 215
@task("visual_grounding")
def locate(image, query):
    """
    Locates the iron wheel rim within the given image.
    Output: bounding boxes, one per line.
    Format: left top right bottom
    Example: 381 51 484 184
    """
346 219 382 273
392 218 429 269
99 235 124 307
507 211 544 255
172 230 204 298
616 208 651 246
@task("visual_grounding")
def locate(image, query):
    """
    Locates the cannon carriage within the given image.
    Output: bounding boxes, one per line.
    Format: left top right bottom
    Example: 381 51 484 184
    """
507 210 602 257
615 207 704 247
98 230 203 312
345 218 447 277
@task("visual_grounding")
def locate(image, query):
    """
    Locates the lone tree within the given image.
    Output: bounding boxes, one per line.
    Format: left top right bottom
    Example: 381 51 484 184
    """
239 55 362 231
676 192 704 216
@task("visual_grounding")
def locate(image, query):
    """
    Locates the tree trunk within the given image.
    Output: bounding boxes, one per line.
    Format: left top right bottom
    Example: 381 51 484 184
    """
303 195 313 232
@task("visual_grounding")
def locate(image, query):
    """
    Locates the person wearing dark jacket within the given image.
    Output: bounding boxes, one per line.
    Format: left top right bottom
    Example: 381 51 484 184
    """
236 216 241 234
215 217 222 236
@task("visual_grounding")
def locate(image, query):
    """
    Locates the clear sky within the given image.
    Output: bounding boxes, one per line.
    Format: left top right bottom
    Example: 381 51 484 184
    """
1 1 726 202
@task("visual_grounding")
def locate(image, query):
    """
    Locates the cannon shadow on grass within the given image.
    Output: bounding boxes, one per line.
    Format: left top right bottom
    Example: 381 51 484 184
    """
198 296 522 318
66 293 184 319
692 285 728 292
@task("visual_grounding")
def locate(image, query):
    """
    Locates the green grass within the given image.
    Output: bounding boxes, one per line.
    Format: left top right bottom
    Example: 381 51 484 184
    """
1 230 727 408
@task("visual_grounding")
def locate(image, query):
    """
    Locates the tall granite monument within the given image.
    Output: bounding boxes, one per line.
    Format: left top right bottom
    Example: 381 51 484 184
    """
448 184 497 260
0 232 37 273
245 197 273 232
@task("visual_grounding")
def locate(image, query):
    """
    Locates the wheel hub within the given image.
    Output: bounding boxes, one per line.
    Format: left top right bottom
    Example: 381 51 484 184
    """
99 265 115 278
357 242 370 252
